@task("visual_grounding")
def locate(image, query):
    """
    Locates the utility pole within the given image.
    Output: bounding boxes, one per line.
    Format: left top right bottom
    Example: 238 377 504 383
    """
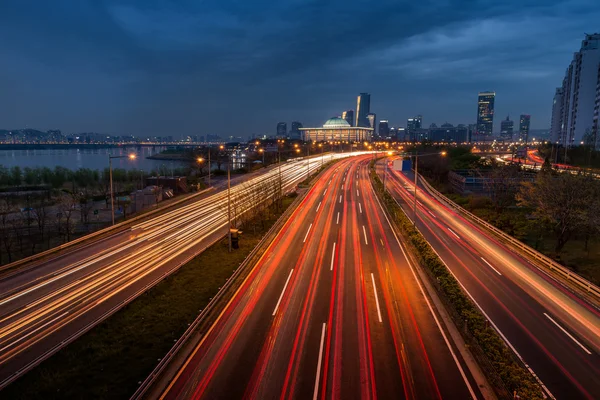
227 152 232 252
413 152 418 227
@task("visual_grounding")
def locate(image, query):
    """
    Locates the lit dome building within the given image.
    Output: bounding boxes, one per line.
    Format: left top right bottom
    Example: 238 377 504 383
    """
299 117 373 142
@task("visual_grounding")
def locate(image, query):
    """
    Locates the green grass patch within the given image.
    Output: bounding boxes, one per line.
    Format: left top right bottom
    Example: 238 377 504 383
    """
3 197 296 400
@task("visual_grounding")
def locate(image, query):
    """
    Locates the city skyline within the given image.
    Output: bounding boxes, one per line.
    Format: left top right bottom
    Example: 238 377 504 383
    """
1 2 598 138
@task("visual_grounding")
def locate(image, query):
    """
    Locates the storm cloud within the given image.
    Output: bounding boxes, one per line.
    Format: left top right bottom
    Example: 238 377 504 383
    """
0 0 598 137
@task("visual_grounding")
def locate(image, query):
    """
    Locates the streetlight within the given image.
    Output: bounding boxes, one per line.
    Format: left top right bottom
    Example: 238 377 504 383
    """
319 143 324 167
258 148 265 165
109 153 136 225
412 151 446 226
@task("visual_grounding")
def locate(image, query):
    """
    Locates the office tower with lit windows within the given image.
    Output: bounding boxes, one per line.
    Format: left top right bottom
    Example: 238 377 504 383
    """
554 33 600 148
500 115 514 141
476 91 495 137
341 110 354 127
519 114 531 143
356 93 371 127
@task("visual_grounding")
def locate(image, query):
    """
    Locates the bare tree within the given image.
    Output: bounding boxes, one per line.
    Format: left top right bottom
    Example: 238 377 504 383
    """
57 194 78 242
517 170 595 252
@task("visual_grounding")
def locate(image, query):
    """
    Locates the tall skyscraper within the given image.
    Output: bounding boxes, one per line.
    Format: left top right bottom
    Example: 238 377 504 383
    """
367 113 376 132
476 91 495 137
378 120 390 137
519 115 531 143
554 33 600 149
276 122 287 138
356 93 371 127
341 110 354 127
550 88 563 143
500 115 514 141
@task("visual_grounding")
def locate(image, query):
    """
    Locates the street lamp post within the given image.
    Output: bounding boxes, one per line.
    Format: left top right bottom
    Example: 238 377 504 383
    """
108 153 136 225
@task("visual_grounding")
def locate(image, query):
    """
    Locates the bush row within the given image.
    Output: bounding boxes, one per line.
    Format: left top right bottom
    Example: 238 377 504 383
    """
369 161 544 400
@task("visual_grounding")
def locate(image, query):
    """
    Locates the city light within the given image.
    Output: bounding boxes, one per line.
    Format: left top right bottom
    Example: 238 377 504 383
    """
128 154 137 160
197 157 204 163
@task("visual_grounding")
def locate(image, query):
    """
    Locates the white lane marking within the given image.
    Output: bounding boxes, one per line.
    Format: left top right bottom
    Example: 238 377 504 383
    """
339 195 342 203
356 189 359 197
428 210 436 218
330 243 336 271
0 312 69 352
341 184 344 190
343 177 346 182
359 203 362 214
373 191 480 400
303 223 313 243
272 269 294 316
329 179 331 185
316 201 322 212
481 257 502 276
362 226 368 245
544 313 592 355
447 228 460 240
323 188 327 196
313 323 327 400
380 238 384 246
371 273 383 323
336 212 340 224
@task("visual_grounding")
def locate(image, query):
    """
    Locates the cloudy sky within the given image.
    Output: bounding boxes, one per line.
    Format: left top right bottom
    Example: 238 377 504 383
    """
0 0 598 138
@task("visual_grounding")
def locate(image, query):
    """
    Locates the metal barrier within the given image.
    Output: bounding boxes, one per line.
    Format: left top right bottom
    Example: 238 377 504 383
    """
418 174 600 301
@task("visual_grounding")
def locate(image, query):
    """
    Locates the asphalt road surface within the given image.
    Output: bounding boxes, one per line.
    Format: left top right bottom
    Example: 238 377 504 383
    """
162 155 480 400
380 158 600 400
0 153 360 389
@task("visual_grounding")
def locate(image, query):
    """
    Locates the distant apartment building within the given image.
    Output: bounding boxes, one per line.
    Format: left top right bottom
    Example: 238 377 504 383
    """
476 91 495 137
554 33 600 149
276 122 287 138
407 115 423 141
290 121 303 139
500 116 514 141
519 114 531 143
356 93 371 127
341 110 354 127
378 120 390 137
550 88 563 143
428 123 469 143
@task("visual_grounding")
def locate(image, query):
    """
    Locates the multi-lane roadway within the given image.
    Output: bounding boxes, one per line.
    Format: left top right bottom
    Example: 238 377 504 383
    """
0 154 353 389
380 158 600 399
161 155 480 399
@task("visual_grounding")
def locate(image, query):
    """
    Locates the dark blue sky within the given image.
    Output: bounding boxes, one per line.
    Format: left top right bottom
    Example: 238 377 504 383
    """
0 0 598 138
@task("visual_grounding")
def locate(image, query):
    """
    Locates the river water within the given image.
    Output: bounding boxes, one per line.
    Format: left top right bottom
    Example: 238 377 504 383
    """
0 146 187 172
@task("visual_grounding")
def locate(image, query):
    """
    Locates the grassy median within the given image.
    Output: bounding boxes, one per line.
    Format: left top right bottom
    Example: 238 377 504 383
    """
3 196 296 400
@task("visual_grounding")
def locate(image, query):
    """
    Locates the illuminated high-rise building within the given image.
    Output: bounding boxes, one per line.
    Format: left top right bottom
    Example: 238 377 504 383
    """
356 93 371 127
378 120 390 137
550 88 563 143
554 33 600 148
519 114 531 143
367 113 376 132
341 110 354 127
476 91 495 137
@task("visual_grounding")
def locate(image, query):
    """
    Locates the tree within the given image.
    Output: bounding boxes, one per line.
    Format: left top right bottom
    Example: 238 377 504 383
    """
482 164 523 210
57 194 78 242
517 171 595 252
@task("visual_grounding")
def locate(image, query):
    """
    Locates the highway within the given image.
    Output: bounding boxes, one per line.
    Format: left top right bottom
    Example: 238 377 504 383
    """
0 153 357 389
161 155 480 399
380 158 600 399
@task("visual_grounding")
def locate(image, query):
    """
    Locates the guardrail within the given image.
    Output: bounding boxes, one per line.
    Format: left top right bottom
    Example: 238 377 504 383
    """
130 187 311 400
417 174 600 301
0 187 215 275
